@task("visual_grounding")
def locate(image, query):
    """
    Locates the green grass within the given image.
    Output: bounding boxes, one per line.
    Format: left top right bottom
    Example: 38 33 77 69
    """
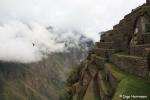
59 89 72 100
60 62 86 100
66 64 82 86
99 79 113 96
105 63 126 81
113 77 150 100
98 71 113 96
105 63 150 100
98 71 105 80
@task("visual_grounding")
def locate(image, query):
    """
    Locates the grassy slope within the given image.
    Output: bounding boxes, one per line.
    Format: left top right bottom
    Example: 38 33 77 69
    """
98 71 113 96
106 63 150 100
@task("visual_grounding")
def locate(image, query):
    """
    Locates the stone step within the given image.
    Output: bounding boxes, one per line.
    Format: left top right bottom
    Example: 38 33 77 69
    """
87 63 99 78
93 56 106 70
92 48 115 58
104 63 126 89
96 42 114 49
98 71 113 100
130 43 150 57
110 54 149 78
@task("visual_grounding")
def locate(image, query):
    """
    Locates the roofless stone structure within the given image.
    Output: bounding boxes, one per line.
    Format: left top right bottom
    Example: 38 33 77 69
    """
147 0 150 5
62 2 150 100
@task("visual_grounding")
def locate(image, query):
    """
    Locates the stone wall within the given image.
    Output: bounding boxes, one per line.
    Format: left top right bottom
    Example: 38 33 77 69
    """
101 4 150 52
92 48 115 58
64 3 150 100
147 0 150 5
96 42 114 49
143 33 150 43
104 64 119 89
130 43 150 56
111 54 149 78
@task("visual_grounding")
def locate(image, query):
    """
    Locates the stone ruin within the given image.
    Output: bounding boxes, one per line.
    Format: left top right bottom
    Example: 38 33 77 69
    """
64 2 150 100
147 0 150 5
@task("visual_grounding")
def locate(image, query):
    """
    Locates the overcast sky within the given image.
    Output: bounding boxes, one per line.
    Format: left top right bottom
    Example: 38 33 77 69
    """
0 0 146 63
0 0 146 40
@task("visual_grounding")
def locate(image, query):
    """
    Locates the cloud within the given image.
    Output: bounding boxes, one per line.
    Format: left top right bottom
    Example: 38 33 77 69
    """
0 20 90 63
0 0 146 39
0 0 146 63
0 20 65 63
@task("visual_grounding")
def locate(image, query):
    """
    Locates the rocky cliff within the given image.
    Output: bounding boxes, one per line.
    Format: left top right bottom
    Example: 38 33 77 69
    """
63 1 150 100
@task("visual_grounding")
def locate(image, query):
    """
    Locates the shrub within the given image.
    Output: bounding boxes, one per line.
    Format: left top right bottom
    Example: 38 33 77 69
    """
66 64 82 86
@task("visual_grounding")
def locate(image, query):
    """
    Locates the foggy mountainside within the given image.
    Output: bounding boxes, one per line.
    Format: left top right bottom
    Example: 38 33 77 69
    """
0 27 94 100
0 0 146 100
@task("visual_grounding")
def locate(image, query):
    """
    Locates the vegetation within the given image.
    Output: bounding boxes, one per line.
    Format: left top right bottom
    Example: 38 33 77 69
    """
66 64 83 86
59 89 72 100
59 63 84 100
105 63 126 81
98 71 113 96
113 77 150 100
106 63 150 100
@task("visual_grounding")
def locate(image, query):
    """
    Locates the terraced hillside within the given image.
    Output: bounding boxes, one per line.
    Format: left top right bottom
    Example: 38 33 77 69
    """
62 1 150 100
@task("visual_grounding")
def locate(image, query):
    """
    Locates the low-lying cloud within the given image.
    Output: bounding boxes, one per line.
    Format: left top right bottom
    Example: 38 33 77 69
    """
0 20 91 63
0 20 65 63
0 0 146 63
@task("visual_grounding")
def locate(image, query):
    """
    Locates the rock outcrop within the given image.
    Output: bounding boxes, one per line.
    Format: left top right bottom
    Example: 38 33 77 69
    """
64 2 150 100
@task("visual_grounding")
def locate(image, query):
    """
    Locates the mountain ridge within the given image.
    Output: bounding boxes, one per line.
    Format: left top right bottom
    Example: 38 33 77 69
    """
0 30 94 100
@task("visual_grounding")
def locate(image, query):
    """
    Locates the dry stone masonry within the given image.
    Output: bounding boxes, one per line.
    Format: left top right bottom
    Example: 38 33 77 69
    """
64 1 150 100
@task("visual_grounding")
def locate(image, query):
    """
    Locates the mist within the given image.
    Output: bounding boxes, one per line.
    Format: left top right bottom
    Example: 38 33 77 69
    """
0 0 146 63
0 21 65 63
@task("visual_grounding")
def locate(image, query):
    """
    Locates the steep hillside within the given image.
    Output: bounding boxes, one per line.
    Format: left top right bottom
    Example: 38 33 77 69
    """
0 33 94 100
63 2 150 100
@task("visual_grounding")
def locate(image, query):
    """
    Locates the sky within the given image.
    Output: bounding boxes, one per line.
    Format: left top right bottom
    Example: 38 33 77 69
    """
0 0 146 63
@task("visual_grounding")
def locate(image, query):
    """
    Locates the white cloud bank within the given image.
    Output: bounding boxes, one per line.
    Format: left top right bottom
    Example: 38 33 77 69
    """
0 21 65 63
0 0 146 63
